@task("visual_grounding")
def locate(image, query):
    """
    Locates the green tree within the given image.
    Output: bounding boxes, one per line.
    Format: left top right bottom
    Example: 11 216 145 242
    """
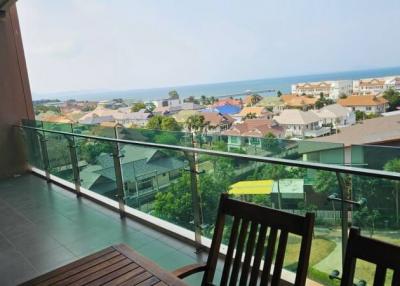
131 102 146 112
314 171 338 194
384 158 400 226
383 88 400 111
146 115 181 131
160 116 181 131
353 207 380 237
277 90 282 97
262 164 288 209
168 90 179 99
145 102 156 112
153 133 178 145
146 115 163 130
185 114 205 134
262 132 279 154
250 94 262 105
79 141 113 164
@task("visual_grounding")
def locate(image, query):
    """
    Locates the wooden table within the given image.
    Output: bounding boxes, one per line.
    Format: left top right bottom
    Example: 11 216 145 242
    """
21 244 188 286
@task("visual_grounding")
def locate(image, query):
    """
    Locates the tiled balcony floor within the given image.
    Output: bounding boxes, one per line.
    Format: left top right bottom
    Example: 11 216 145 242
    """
0 174 215 285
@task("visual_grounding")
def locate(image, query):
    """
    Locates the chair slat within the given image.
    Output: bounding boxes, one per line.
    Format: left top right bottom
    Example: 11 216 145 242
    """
392 270 400 286
260 228 278 285
220 217 241 286
239 221 259 285
229 219 249 286
373 266 387 286
249 225 268 286
271 230 288 286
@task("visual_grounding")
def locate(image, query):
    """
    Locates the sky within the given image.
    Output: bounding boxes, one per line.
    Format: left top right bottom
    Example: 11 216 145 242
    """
17 0 400 95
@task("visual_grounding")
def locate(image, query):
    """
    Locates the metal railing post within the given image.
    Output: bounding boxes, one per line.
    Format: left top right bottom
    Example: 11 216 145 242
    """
66 135 81 197
37 131 51 182
112 125 126 218
185 146 204 252
336 172 350 267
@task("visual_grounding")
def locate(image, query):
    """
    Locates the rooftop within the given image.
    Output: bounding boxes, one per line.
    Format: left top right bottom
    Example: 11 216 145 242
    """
274 109 321 125
337 95 388 106
312 114 400 146
222 118 284 138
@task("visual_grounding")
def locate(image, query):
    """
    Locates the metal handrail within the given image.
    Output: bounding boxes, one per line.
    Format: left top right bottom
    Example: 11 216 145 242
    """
18 124 400 181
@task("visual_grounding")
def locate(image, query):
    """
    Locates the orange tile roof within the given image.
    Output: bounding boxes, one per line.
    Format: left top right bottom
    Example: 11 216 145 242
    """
337 95 388 106
281 95 318 107
202 112 235 126
222 119 284 138
212 98 242 107
359 78 385 87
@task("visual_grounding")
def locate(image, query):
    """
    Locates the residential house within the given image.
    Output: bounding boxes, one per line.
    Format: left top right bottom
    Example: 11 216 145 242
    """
311 104 356 128
212 97 243 108
152 98 181 109
153 102 203 115
281 94 318 110
214 104 241 115
233 106 273 122
291 80 353 99
172 110 200 125
274 109 330 138
337 95 388 115
256 96 285 114
79 115 115 125
222 118 284 151
308 114 400 167
201 111 235 134
353 76 400 95
80 145 186 202
113 109 153 127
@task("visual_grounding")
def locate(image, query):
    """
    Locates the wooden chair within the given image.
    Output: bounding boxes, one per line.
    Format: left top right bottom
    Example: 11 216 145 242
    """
173 193 315 286
340 227 400 286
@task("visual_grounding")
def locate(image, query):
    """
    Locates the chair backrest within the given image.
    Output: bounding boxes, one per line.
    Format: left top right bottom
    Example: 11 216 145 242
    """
202 193 315 286
341 227 400 286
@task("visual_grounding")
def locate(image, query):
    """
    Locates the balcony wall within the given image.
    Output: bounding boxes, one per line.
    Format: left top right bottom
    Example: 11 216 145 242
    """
0 3 34 178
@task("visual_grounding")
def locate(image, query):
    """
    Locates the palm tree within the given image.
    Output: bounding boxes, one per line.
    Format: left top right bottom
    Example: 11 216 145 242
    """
185 114 205 134
384 159 400 226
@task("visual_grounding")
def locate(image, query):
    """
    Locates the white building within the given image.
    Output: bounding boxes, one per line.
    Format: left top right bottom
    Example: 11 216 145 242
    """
337 95 389 115
291 80 353 99
273 109 330 138
152 98 181 108
311 104 356 128
353 75 400 95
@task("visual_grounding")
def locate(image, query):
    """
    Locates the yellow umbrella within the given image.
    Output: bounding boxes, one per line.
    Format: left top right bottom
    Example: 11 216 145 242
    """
228 180 274 195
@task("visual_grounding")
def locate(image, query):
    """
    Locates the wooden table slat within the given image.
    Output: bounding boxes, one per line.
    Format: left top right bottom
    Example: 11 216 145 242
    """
136 276 161 286
86 263 140 286
20 247 115 286
103 267 146 286
37 251 121 286
20 244 189 286
56 254 126 286
119 271 153 286
70 258 132 286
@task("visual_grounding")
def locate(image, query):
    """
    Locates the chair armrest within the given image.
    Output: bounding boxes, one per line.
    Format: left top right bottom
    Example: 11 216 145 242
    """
172 263 207 279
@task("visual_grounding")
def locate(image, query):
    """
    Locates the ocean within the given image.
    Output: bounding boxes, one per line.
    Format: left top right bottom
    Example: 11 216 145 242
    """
34 66 400 102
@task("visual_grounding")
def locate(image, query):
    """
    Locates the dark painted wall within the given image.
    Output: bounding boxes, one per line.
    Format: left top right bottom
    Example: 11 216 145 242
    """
0 4 34 178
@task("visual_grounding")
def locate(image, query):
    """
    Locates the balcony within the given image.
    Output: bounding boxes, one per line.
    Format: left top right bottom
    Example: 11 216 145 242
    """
2 120 396 285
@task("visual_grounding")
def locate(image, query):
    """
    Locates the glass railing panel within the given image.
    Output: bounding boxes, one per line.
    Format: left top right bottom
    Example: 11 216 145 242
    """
21 119 44 169
75 137 119 203
196 149 343 285
350 174 399 284
351 144 400 171
118 143 194 231
43 129 74 182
